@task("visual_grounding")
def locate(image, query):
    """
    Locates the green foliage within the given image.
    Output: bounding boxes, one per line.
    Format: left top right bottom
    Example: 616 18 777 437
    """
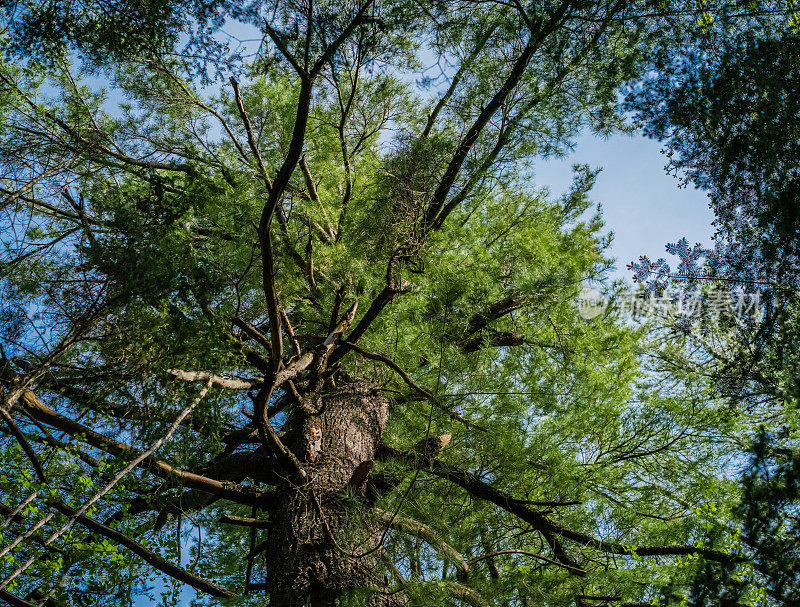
1 1 797 605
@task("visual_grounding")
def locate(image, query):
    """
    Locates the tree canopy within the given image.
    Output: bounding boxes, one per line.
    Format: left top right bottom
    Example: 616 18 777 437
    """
0 1 799 606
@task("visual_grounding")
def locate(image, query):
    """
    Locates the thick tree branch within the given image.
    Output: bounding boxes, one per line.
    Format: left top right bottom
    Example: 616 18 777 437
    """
426 457 740 566
263 19 308 77
378 447 740 571
431 0 627 230
465 295 530 335
254 2 382 344
38 380 211 437
0 589 35 607
329 286 398 366
254 303 358 471
0 409 47 483
424 0 573 227
19 387 268 506
442 581 490 607
460 330 525 353
309 2 380 77
220 514 272 528
1 381 224 589
166 369 262 390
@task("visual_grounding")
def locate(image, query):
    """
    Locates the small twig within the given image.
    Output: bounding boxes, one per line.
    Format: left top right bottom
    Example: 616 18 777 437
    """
468 548 587 575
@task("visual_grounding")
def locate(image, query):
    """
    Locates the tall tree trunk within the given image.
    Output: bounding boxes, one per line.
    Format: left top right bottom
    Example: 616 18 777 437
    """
264 382 392 606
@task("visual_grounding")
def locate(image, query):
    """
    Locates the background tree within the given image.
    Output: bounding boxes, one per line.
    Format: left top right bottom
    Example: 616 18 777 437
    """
1 1 798 606
627 12 800 605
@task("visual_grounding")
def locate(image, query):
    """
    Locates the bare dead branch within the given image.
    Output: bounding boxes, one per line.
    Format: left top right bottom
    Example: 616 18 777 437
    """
220 514 272 528
166 369 263 389
19 386 267 505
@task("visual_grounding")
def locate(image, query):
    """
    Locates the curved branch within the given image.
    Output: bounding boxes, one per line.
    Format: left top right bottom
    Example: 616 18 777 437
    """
378 447 741 570
426 457 740 565
344 342 484 430
374 508 469 576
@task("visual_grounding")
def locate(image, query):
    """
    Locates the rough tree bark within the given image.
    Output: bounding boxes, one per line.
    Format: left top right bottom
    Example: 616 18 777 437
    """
264 382 393 606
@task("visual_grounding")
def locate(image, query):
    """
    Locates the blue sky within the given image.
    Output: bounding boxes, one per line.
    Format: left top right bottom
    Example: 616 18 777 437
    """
535 133 715 282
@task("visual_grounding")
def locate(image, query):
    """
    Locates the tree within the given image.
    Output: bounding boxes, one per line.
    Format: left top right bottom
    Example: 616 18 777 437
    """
625 14 800 605
1 1 797 605
627 17 800 404
688 429 800 606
